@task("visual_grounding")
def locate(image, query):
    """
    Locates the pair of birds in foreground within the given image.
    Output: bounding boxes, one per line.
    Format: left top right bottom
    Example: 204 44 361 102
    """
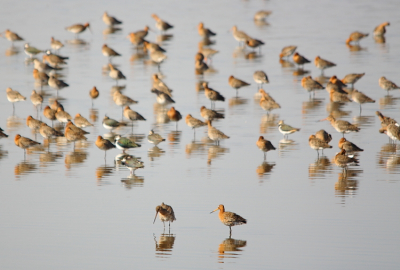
153 202 246 236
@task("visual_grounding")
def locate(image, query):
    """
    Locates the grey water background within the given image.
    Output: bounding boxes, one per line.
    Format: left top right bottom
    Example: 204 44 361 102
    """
0 0 399 269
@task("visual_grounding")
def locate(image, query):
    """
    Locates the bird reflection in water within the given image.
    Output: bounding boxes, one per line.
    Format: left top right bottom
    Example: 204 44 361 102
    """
14 161 37 179
346 43 366 52
65 38 88 46
308 156 332 181
314 75 330 86
89 108 98 123
168 130 181 146
207 144 229 165
95 165 114 183
377 143 400 173
7 115 24 131
292 68 310 77
302 98 323 115
153 233 176 258
228 97 248 107
260 114 279 134
121 174 144 189
256 161 276 181
39 151 63 167
0 146 8 161
64 150 88 169
103 27 121 36
379 95 400 110
156 34 173 44
195 80 207 92
110 85 126 96
185 140 207 158
278 139 298 157
130 50 146 63
279 58 295 69
217 237 247 263
352 115 374 128
335 168 362 200
5 46 20 56
374 35 386 44
148 146 165 161
153 103 170 124
326 102 351 119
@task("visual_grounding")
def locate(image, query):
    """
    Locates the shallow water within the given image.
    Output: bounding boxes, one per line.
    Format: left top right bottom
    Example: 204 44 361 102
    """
0 0 399 269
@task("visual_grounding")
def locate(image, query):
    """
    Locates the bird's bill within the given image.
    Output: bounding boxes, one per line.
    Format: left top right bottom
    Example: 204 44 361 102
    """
318 117 328 122
210 208 219 214
153 211 159 224
88 25 93 34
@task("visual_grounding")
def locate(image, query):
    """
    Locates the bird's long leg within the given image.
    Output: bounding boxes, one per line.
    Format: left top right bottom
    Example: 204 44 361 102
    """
264 152 266 161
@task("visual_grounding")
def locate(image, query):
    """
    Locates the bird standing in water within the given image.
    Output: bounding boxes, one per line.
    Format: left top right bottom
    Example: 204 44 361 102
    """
210 204 247 237
153 202 176 229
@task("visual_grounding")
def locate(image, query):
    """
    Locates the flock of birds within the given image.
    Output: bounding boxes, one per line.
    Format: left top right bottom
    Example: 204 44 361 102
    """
1 9 399 236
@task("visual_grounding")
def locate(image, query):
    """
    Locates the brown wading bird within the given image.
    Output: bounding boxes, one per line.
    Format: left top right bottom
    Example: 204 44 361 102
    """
385 124 400 144
229 75 250 97
309 134 332 158
203 82 225 108
6 87 26 113
152 74 172 96
102 12 122 27
200 106 224 122
210 205 247 236
334 149 359 172
349 89 375 113
379 76 399 94
108 64 126 85
0 128 9 138
95 135 116 160
338 138 364 153
341 73 365 89
50 37 64 52
123 106 146 133
74 114 93 128
314 56 336 75
256 136 276 160
14 134 41 157
230 26 251 47
321 115 360 137
4 29 24 45
245 38 265 53
167 107 182 129
43 106 57 125
293 52 310 69
185 114 206 137
65 22 91 39
207 121 229 145
64 126 87 151
259 89 280 115
198 22 216 38
102 44 121 62
195 52 208 74
253 71 269 90
89 86 99 106
373 22 390 36
346 31 368 45
279 45 297 59
151 14 173 34
376 111 398 134
153 202 176 228
301 76 324 98
315 129 332 144
326 76 347 94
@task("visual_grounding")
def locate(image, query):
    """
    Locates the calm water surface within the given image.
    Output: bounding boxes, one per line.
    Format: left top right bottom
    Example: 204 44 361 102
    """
0 0 399 269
